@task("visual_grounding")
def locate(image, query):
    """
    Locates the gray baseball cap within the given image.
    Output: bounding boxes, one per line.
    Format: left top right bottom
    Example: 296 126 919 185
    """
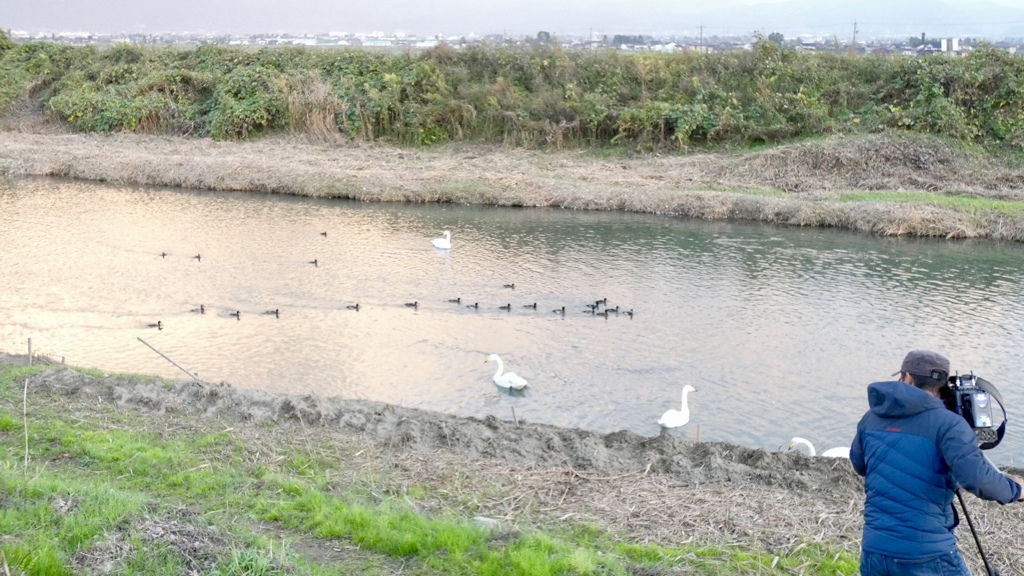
894 350 950 381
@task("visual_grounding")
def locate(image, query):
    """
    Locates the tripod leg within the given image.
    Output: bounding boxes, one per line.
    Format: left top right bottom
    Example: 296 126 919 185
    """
955 487 998 576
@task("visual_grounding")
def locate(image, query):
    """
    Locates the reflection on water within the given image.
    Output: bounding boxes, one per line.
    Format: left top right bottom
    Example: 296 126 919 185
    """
2 177 1024 465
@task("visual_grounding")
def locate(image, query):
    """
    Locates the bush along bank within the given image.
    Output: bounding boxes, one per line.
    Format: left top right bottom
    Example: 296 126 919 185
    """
3 40 1024 150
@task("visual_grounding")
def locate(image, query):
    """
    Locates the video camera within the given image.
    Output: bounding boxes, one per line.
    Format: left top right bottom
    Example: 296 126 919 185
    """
943 373 1007 450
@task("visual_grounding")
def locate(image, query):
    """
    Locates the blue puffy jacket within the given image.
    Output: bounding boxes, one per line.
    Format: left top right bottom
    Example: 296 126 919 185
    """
850 380 1021 559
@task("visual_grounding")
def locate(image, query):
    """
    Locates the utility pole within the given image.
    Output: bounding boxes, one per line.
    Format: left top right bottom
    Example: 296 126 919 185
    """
699 24 705 54
851 20 858 54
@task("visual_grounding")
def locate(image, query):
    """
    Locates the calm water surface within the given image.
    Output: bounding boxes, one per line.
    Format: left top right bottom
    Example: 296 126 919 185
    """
2 177 1023 465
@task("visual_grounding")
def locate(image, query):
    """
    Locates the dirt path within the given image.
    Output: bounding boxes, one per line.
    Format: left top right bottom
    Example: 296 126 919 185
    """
6 354 1023 574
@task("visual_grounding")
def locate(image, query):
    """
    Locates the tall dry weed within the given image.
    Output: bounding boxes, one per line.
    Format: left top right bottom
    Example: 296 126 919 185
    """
285 74 342 142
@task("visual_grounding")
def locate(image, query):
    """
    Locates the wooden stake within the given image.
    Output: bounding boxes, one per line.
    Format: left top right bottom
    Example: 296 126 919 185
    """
695 423 702 444
27 338 31 366
511 406 519 426
23 372 29 474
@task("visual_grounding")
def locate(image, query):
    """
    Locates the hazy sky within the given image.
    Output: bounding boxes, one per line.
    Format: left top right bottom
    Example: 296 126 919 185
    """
4 0 1024 38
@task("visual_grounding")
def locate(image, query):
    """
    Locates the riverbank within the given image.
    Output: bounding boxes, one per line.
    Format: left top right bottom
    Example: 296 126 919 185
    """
4 123 1024 241
2 356 1023 575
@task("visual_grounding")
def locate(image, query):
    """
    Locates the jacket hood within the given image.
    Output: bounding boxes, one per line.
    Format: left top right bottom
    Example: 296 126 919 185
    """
868 380 945 418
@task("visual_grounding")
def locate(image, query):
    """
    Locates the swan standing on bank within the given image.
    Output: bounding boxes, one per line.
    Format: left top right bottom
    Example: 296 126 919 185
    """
432 230 452 250
658 384 696 428
789 437 850 459
485 354 529 390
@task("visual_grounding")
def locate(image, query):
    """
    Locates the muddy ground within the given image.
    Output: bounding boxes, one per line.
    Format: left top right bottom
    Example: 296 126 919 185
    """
4 354 1023 574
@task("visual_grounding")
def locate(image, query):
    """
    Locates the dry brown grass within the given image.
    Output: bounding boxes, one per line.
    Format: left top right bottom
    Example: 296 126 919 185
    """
196 406 1024 576
285 73 343 142
3 122 1024 241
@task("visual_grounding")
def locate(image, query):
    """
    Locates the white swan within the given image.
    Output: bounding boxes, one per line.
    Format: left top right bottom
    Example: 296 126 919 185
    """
485 354 528 390
789 437 850 459
658 384 696 428
431 230 451 250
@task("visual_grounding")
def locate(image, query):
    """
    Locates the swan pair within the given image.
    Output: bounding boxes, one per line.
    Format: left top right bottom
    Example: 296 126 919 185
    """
789 437 850 459
658 384 696 428
485 354 528 390
432 230 451 250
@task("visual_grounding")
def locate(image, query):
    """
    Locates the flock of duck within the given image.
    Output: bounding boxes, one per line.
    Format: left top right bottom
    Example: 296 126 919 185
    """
152 229 846 459
150 229 634 327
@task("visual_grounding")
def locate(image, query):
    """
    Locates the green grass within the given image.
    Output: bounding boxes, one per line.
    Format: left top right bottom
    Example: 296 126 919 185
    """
708 187 788 198
839 192 1024 215
0 363 859 575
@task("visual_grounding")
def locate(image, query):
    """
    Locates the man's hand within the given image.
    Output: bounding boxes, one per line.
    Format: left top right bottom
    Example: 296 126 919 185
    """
1009 475 1024 501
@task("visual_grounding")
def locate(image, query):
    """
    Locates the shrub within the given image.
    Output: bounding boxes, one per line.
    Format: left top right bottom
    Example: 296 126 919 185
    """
0 28 14 52
7 40 1024 150
207 65 286 139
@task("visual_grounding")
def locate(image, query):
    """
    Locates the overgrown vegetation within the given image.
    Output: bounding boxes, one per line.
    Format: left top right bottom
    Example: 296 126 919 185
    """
0 362 860 574
0 29 14 52
2 40 1024 150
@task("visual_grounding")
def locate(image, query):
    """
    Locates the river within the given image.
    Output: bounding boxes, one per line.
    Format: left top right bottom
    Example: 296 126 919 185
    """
2 177 1022 465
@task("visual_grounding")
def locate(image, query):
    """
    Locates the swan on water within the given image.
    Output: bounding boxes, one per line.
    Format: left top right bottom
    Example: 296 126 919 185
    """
658 384 696 428
432 230 451 250
485 354 529 390
789 437 850 459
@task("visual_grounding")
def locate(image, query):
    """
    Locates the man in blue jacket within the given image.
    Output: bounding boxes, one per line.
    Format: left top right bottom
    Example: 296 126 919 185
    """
851 350 1023 575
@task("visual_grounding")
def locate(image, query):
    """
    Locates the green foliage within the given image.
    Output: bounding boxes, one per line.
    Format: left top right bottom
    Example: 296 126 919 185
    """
840 191 1024 214
208 64 286 139
7 40 1024 149
0 29 14 52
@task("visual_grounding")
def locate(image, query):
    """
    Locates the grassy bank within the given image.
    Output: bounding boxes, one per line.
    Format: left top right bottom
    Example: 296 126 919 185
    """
4 129 1024 242
0 361 863 575
2 39 1024 151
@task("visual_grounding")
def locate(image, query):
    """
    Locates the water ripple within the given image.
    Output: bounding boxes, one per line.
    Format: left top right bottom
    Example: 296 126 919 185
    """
3 178 1024 464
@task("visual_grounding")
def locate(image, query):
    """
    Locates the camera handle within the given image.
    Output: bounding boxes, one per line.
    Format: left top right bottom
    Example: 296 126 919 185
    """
955 487 999 576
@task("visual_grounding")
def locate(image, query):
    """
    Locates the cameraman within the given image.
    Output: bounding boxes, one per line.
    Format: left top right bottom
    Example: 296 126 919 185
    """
850 350 1024 575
